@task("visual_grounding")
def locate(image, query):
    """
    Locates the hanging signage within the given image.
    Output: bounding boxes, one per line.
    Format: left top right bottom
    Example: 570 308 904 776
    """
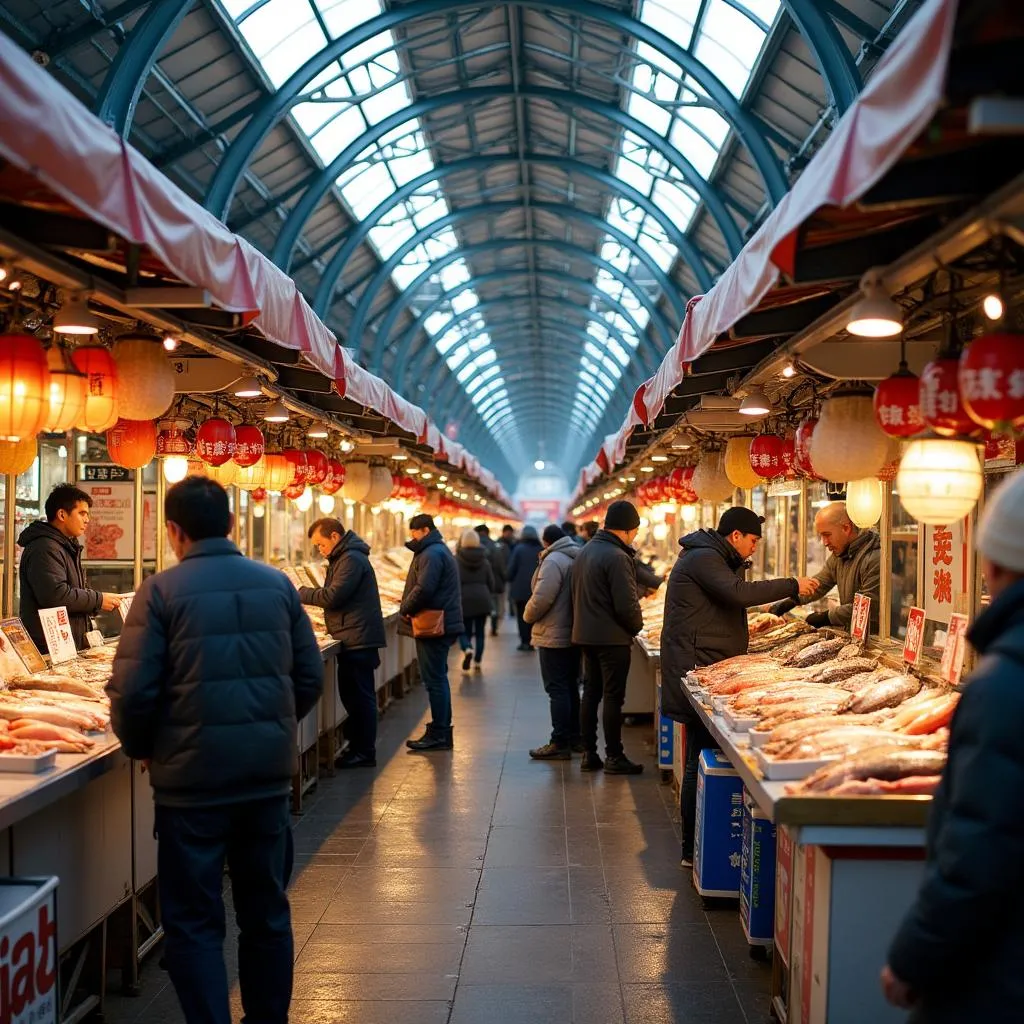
850 593 871 644
0 619 47 674
903 606 926 667
80 464 132 482
78 482 133 560
923 518 969 625
940 613 970 688
37 607 78 665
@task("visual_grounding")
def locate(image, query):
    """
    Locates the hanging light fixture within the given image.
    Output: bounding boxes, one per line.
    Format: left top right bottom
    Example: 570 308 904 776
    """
845 478 884 528
896 436 983 525
293 488 314 512
112 332 176 420
982 294 1004 321
43 345 88 433
847 270 903 337
318 493 336 515
307 425 330 439
71 345 119 432
263 399 289 423
52 293 100 335
739 385 771 417
233 375 263 398
163 456 189 483
0 332 50 440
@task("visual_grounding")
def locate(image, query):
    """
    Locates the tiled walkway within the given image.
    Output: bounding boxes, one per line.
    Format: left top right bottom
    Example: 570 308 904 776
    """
105 629 772 1023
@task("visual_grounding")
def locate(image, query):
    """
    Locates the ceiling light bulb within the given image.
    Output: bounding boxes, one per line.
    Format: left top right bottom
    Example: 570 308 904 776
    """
392 452 408 461
53 293 100 335
782 363 796 379
983 294 1004 321
534 459 545 471
233 375 262 398
293 489 313 512
163 335 179 352
438 475 447 482
0 262 8 283
739 385 771 416
651 454 669 462
263 399 289 423
338 438 355 453
306 426 329 439
407 466 420 475
318 494 336 515
640 465 655 473
847 270 902 337
163 456 189 483
421 472 433 480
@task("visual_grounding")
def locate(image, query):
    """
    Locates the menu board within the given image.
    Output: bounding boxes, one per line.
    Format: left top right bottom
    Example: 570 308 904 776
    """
0 618 47 674
77 483 156 561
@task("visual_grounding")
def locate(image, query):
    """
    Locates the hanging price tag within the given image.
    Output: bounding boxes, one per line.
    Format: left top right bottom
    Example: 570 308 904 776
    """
38 607 78 665
117 594 135 621
903 606 926 668
850 593 871 644
940 613 970 687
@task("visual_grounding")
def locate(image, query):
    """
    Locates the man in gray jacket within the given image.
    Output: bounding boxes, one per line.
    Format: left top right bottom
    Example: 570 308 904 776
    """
524 525 581 760
107 476 324 1024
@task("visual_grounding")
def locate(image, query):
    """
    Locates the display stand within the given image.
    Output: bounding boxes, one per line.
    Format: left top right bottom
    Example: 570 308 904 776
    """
625 637 658 715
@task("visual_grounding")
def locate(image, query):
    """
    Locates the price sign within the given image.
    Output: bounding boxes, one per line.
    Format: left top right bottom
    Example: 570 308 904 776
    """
850 593 871 644
940 613 970 687
117 593 135 621
0 618 47 674
85 630 105 649
38 607 78 665
903 606 926 667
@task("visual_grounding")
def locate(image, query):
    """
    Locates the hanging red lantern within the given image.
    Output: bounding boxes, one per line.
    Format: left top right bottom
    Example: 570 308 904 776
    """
156 417 194 456
958 332 1024 431
779 437 796 475
282 482 305 500
282 448 308 486
304 449 329 486
232 424 265 467
873 364 924 437
251 487 267 503
106 419 157 469
749 434 786 478
666 467 687 500
920 357 979 437
793 417 820 478
320 458 344 495
195 417 236 466
71 345 119 433
0 333 49 441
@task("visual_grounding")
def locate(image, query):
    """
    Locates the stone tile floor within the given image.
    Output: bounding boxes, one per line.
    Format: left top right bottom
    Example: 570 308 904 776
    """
104 629 772 1023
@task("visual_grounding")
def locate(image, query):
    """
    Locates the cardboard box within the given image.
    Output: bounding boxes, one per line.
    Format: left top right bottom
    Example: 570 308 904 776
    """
693 748 743 897
740 792 777 945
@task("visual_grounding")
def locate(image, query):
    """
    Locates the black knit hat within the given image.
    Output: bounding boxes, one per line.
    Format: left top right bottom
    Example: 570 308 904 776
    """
604 500 641 532
717 507 764 538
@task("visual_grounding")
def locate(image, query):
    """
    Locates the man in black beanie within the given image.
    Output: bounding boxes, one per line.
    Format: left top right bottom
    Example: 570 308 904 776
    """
570 500 646 774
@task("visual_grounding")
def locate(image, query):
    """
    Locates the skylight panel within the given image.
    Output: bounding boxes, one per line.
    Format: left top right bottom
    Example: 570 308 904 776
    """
694 0 767 98
450 290 478 315
368 218 416 260
440 262 471 290
240 3 324 87
317 0 382 38
464 364 501 395
626 94 671 138
669 118 718 178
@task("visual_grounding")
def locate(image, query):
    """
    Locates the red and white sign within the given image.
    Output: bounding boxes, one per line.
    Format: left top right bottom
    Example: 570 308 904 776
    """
940 613 970 687
903 606 926 667
37 607 77 665
774 825 793 965
924 518 969 625
0 877 59 1024
850 593 871 644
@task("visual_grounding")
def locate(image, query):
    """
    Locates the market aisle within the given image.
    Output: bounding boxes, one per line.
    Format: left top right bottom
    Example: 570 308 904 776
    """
105 631 771 1024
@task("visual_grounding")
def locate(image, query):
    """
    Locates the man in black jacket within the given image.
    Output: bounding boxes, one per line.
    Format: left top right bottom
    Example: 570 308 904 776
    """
400 513 463 752
299 517 385 769
883 469 1024 1022
18 484 122 650
660 507 815 865
475 524 507 636
107 476 323 1024
571 500 646 775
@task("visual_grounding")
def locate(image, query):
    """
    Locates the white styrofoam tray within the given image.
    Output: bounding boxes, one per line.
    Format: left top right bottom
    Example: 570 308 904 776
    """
723 708 760 733
0 749 57 773
748 728 772 749
753 747 836 781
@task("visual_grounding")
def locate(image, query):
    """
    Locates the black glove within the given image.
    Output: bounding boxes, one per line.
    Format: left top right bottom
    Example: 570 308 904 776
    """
805 610 831 628
769 599 797 616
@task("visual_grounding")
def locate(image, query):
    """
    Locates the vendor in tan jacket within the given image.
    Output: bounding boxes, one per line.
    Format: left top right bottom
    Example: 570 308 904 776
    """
771 501 881 631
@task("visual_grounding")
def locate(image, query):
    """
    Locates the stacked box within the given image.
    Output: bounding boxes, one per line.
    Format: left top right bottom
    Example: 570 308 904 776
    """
693 748 744 897
656 682 674 769
740 791 777 945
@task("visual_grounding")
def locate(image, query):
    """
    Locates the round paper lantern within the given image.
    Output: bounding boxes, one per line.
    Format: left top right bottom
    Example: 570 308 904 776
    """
0 436 37 476
809 393 889 482
749 434 786 479
794 417 820 478
262 453 294 492
691 451 734 503
0 333 49 441
320 458 344 496
282 448 308 486
294 489 314 512
318 494 336 515
71 346 119 433
251 487 267 503
112 334 175 420
196 417 236 466
43 345 87 433
873 365 924 438
877 435 904 482
235 457 267 491
340 461 372 502
156 417 194 457
958 333 1024 431
896 437 983 525
304 449 329 486
283 482 306 501
845 478 884 528
106 419 157 469
725 436 762 490
207 459 239 487
363 466 394 505
920 357 979 437
232 424 265 467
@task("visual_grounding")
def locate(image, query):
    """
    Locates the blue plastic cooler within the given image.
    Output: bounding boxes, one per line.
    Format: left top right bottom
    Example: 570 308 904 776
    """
693 748 744 897
740 792 777 945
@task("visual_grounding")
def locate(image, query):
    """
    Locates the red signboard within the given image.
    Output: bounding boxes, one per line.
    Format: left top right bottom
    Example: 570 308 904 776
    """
903 606 926 667
940 613 970 687
850 593 871 644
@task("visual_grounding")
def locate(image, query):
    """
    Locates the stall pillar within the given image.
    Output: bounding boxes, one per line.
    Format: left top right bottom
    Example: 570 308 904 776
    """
2 473 15 617
132 471 144 591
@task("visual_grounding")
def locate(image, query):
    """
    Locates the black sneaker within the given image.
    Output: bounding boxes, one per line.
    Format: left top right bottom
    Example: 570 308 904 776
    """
530 743 571 761
580 752 604 772
462 650 473 671
603 754 644 775
335 750 376 770
570 740 586 754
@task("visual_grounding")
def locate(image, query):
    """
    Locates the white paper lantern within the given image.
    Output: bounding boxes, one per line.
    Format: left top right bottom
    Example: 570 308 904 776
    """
691 451 734 503
293 489 313 512
845 478 883 528
112 335 176 420
362 466 394 506
810 393 890 482
340 461 371 502
896 438 983 525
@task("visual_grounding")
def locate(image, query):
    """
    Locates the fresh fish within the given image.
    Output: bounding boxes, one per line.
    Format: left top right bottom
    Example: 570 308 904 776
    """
789 746 947 794
811 658 878 685
769 634 822 662
755 713 882 748
837 644 867 661
787 638 847 668
845 674 922 714
774 728 927 762
900 694 960 735
753 696 855 729
827 775 942 796
730 684 838 712
10 673 102 700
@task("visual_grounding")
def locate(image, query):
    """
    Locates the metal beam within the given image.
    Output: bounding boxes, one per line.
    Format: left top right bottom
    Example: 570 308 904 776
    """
780 0 860 114
203 0 788 219
38 0 156 59
269 86 743 268
94 0 194 136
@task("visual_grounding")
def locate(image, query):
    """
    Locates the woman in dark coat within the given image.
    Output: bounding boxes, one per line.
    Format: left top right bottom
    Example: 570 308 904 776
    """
456 530 495 671
506 525 543 651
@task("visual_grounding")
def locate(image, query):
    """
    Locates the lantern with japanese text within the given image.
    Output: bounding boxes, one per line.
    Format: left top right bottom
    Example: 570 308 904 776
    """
304 449 329 486
691 451 733 503
106 419 157 469
724 436 762 490
71 345 119 433
156 417 194 457
283 482 305 501
0 333 49 441
282 448 308 487
0 436 37 476
958 333 1024 431
112 334 176 420
196 417 236 466
810 393 889 482
321 459 345 495
920 357 979 437
232 424 265 467
43 345 88 434
897 437 983 525
749 434 786 478
262 453 294 492
793 417 820 478
873 364 924 437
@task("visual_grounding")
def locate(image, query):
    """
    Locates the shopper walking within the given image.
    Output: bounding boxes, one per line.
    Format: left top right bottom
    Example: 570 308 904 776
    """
581 520 599 542
524 525 582 759
400 513 464 751
456 529 494 672
660 507 815 866
475 524 507 636
107 476 323 1024
561 521 585 547
571 501 645 775
499 524 517 619
298 517 385 769
507 525 543 650
883 469 1024 1021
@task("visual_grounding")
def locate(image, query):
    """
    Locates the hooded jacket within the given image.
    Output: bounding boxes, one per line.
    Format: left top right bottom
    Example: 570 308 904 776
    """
660 530 798 723
799 528 881 630
523 536 579 648
570 529 643 647
506 528 543 602
398 529 464 638
107 539 324 808
18 520 103 651
298 531 386 650
457 545 495 620
887 577 1024 1024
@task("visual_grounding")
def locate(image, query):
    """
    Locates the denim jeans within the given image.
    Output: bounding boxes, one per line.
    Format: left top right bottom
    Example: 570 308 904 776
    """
460 615 487 662
416 636 455 727
680 718 714 860
579 644 632 758
337 648 380 757
155 796 294 1024
538 646 582 746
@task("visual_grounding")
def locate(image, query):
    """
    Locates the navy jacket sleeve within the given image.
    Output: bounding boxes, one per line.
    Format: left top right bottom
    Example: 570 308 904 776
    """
691 549 797 608
24 544 103 615
298 555 363 610
288 586 324 720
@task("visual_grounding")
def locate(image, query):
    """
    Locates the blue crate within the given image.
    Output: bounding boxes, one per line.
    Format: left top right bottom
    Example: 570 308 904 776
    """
693 748 743 897
655 683 674 768
740 793 777 945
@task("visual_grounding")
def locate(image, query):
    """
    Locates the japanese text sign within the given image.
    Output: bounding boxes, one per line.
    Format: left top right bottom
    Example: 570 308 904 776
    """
850 593 871 643
38 607 77 665
940 613 970 687
903 606 926 667
924 518 969 625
